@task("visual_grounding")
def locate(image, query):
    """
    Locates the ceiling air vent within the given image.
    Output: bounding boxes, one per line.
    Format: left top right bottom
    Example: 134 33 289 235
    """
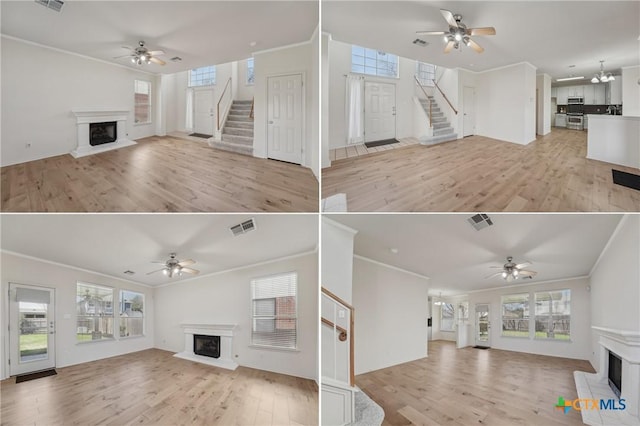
123 270 135 275
467 213 493 231
170 57 182 62
230 218 256 236
35 0 64 12
412 38 428 46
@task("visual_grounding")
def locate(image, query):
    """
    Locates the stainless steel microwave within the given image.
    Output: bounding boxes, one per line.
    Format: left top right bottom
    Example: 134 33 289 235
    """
568 97 584 104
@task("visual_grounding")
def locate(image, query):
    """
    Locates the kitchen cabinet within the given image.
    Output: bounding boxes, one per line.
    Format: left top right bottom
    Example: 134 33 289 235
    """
556 113 566 127
583 85 595 104
608 79 622 105
583 115 588 130
594 84 606 104
557 87 568 105
567 86 584 97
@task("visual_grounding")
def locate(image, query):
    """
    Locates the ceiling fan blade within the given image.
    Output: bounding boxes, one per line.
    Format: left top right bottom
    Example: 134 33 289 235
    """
148 50 165 56
484 271 503 279
416 30 447 35
515 262 531 269
468 39 485 53
149 57 166 66
180 267 200 275
440 9 458 28
467 27 496 36
146 268 167 275
444 40 455 54
178 259 195 267
518 270 538 277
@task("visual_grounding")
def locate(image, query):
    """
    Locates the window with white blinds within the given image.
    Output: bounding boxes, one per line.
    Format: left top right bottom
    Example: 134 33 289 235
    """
251 272 297 349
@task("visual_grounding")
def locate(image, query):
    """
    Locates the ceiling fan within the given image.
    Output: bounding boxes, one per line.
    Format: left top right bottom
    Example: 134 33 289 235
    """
115 41 166 66
417 9 496 54
147 253 200 278
485 256 537 282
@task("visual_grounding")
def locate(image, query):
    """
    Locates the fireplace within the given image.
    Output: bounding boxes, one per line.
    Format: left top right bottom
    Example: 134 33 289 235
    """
174 324 238 370
71 108 136 158
609 351 623 398
194 334 220 358
90 121 117 146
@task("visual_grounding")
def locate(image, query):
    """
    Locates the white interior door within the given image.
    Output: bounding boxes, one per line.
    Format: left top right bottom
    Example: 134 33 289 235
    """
9 283 56 375
364 82 396 142
267 74 303 164
463 86 476 137
475 303 490 347
193 89 214 136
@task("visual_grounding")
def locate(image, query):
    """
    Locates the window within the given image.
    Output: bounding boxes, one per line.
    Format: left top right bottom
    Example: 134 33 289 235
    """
189 66 216 87
351 45 398 78
76 283 114 342
440 303 455 331
251 272 297 349
119 290 144 338
502 293 530 337
134 80 151 124
458 301 469 320
535 290 570 340
416 62 436 86
246 58 255 85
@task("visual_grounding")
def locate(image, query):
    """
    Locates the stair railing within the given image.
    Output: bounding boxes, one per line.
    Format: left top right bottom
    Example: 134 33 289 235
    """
321 287 355 386
433 78 458 115
414 75 433 128
216 77 233 134
249 97 254 119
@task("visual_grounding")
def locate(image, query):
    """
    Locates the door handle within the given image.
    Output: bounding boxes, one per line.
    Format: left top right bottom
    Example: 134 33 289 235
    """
269 121 274 124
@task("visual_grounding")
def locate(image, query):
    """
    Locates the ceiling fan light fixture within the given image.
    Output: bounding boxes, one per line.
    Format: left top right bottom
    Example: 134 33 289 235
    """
454 32 462 41
591 75 599 83
607 74 615 81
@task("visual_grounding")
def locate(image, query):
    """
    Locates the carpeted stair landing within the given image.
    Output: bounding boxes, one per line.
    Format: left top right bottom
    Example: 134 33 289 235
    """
349 388 384 426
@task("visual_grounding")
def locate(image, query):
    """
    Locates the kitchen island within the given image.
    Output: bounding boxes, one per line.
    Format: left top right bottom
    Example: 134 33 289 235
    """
587 115 640 169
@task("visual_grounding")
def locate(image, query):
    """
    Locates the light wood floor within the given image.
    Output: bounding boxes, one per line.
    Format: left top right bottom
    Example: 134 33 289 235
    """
356 340 594 426
1 136 319 212
0 348 318 426
322 128 640 212
330 139 420 161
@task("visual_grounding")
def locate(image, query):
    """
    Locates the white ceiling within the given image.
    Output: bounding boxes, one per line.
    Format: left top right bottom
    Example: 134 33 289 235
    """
328 214 623 295
323 1 640 84
0 1 318 74
1 214 318 286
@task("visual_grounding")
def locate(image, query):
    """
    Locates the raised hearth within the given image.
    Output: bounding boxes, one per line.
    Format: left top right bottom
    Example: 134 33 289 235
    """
174 324 238 370
71 108 136 158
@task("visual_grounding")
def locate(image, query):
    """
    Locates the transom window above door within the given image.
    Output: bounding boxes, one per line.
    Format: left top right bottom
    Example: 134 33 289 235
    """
189 66 216 87
351 45 398 78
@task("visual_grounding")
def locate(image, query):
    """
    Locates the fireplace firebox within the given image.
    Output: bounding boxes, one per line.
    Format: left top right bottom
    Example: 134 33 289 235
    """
193 334 220 358
89 121 117 146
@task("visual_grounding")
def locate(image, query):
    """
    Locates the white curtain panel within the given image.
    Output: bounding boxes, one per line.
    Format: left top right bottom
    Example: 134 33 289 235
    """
185 88 194 130
345 75 364 145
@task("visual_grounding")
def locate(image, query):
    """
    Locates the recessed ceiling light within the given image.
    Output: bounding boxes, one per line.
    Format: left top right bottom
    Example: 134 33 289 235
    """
390 248 399 254
569 65 576 68
249 41 257 47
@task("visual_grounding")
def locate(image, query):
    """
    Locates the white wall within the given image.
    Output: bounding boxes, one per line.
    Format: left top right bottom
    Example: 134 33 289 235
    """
236 58 255 101
622 65 640 117
0 252 155 380
352 257 429 374
466 277 591 360
589 215 640 371
154 252 318 380
321 34 331 168
253 42 316 174
1 36 157 167
309 27 320 180
475 62 537 145
327 40 416 149
321 218 356 305
536 73 552 135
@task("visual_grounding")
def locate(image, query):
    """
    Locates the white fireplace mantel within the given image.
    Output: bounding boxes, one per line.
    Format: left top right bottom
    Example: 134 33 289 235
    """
174 323 238 370
70 108 136 158
574 327 640 425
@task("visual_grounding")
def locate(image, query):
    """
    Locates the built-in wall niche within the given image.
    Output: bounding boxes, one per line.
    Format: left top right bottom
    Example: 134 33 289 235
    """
574 327 640 425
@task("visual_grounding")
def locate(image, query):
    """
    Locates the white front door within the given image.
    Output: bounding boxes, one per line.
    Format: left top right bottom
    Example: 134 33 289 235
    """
463 86 476 137
364 82 396 142
9 283 56 376
267 74 303 164
475 303 490 347
194 89 214 136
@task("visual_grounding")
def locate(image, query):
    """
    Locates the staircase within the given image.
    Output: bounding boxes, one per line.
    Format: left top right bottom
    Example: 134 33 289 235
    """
419 96 458 145
210 100 253 156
